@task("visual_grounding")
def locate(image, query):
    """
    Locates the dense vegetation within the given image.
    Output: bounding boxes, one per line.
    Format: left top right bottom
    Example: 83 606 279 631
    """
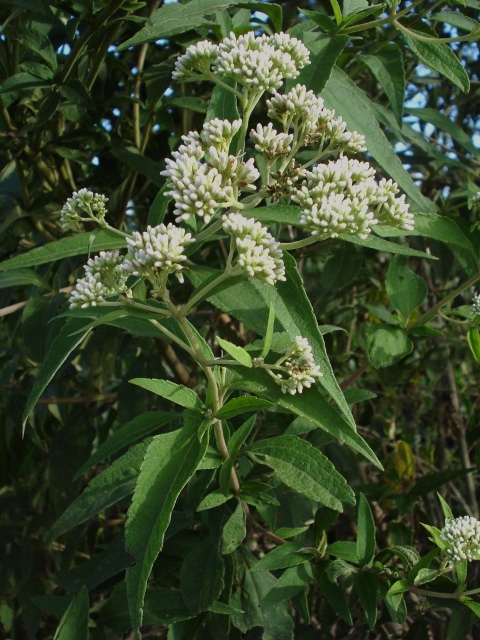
1 1 480 638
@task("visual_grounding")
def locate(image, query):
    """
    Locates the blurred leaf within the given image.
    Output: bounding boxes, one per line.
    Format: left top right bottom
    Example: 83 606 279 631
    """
251 542 313 572
290 34 348 95
0 268 50 289
357 494 376 567
467 327 480 365
386 256 428 321
129 377 205 410
180 536 225 612
358 48 405 123
111 146 164 187
222 500 246 554
366 324 413 368
262 562 313 607
355 572 378 628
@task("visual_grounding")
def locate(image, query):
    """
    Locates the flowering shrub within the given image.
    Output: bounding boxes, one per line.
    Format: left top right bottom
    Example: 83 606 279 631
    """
2 2 480 639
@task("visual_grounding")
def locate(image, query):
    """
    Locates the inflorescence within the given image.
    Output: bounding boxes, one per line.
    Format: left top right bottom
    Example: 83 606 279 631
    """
60 189 108 230
440 516 480 566
472 291 480 316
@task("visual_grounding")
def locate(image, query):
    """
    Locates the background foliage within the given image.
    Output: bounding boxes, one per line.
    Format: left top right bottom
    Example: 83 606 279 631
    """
1 0 480 638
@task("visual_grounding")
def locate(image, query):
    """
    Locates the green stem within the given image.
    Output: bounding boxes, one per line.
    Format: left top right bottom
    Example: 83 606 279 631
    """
279 236 319 250
182 266 241 316
393 20 480 44
409 271 480 329
148 318 197 359
343 0 423 34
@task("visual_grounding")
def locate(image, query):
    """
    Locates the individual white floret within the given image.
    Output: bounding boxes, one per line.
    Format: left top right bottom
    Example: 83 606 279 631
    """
60 189 108 229
440 516 480 566
250 123 293 158
222 212 285 284
121 223 194 283
173 40 219 80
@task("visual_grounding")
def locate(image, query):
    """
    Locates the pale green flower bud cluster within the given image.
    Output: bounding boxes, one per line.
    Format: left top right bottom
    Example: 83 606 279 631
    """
222 212 285 285
440 516 480 566
122 223 195 284
472 292 480 316
161 119 259 224
60 188 108 230
292 157 414 239
173 32 309 93
70 251 126 308
273 336 322 395
250 123 293 159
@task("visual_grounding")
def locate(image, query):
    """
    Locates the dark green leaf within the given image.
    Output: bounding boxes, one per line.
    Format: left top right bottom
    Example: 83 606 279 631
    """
217 336 253 368
289 34 348 95
180 536 225 612
229 414 257 456
74 411 178 479
47 440 150 544
222 500 246 554
237 2 283 32
53 586 89 640
409 468 476 497
252 542 313 572
358 48 405 123
467 327 480 365
366 324 413 368
402 32 470 92
386 256 428 320
129 378 205 410
206 77 240 122
246 435 355 510
23 318 93 431
355 572 378 629
0 230 127 271
0 268 50 289
125 425 207 631
357 494 376 567
314 565 352 623
216 396 272 419
147 182 171 226
197 490 232 511
327 541 358 563
262 562 313 607
110 146 164 187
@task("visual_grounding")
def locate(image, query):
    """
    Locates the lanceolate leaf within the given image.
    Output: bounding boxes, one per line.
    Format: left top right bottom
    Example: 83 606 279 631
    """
289 34 348 95
118 0 249 48
358 48 405 124
180 536 225 612
321 66 430 212
22 318 93 432
126 425 207 632
129 378 205 411
402 32 470 93
357 494 376 567
0 229 127 271
216 396 273 419
0 268 50 289
46 440 150 544
53 586 89 640
74 411 178 479
246 436 356 510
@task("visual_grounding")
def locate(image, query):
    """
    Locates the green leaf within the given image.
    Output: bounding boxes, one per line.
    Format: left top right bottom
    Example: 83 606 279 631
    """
431 10 480 33
345 234 435 259
216 396 273 419
357 494 376 567
327 541 358 563
0 268 50 289
251 542 313 572
217 336 253 368
125 425 207 631
467 327 480 365
261 300 276 359
110 146 164 187
0 229 127 271
409 468 476 497
300 9 335 33
387 579 410 597
208 600 244 615
235 367 381 467
314 565 352 623
322 66 430 212
461 600 480 619
53 586 89 640
46 440 150 544
376 212 475 255
289 34 348 95
328 0 343 24
414 568 442 586
73 411 177 480
237 1 283 32
129 378 205 410
22 318 93 432
343 0 369 15
386 256 428 321
275 526 309 539
118 0 246 48
222 500 246 554
262 563 314 607
229 414 257 457
366 324 413 368
197 490 232 511
355 572 378 629
246 435 355 510
206 77 240 123
147 182 171 226
401 32 470 93
180 536 225 612
358 48 405 124
437 492 454 520
406 107 479 157
408 548 439 584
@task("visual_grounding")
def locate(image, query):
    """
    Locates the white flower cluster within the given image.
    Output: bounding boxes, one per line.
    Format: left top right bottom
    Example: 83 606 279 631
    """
122 223 195 283
292 157 414 239
250 123 293 159
60 189 108 230
472 292 480 316
274 336 322 395
161 118 260 224
222 212 285 285
267 84 366 154
70 251 126 309
173 32 309 94
440 516 480 566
